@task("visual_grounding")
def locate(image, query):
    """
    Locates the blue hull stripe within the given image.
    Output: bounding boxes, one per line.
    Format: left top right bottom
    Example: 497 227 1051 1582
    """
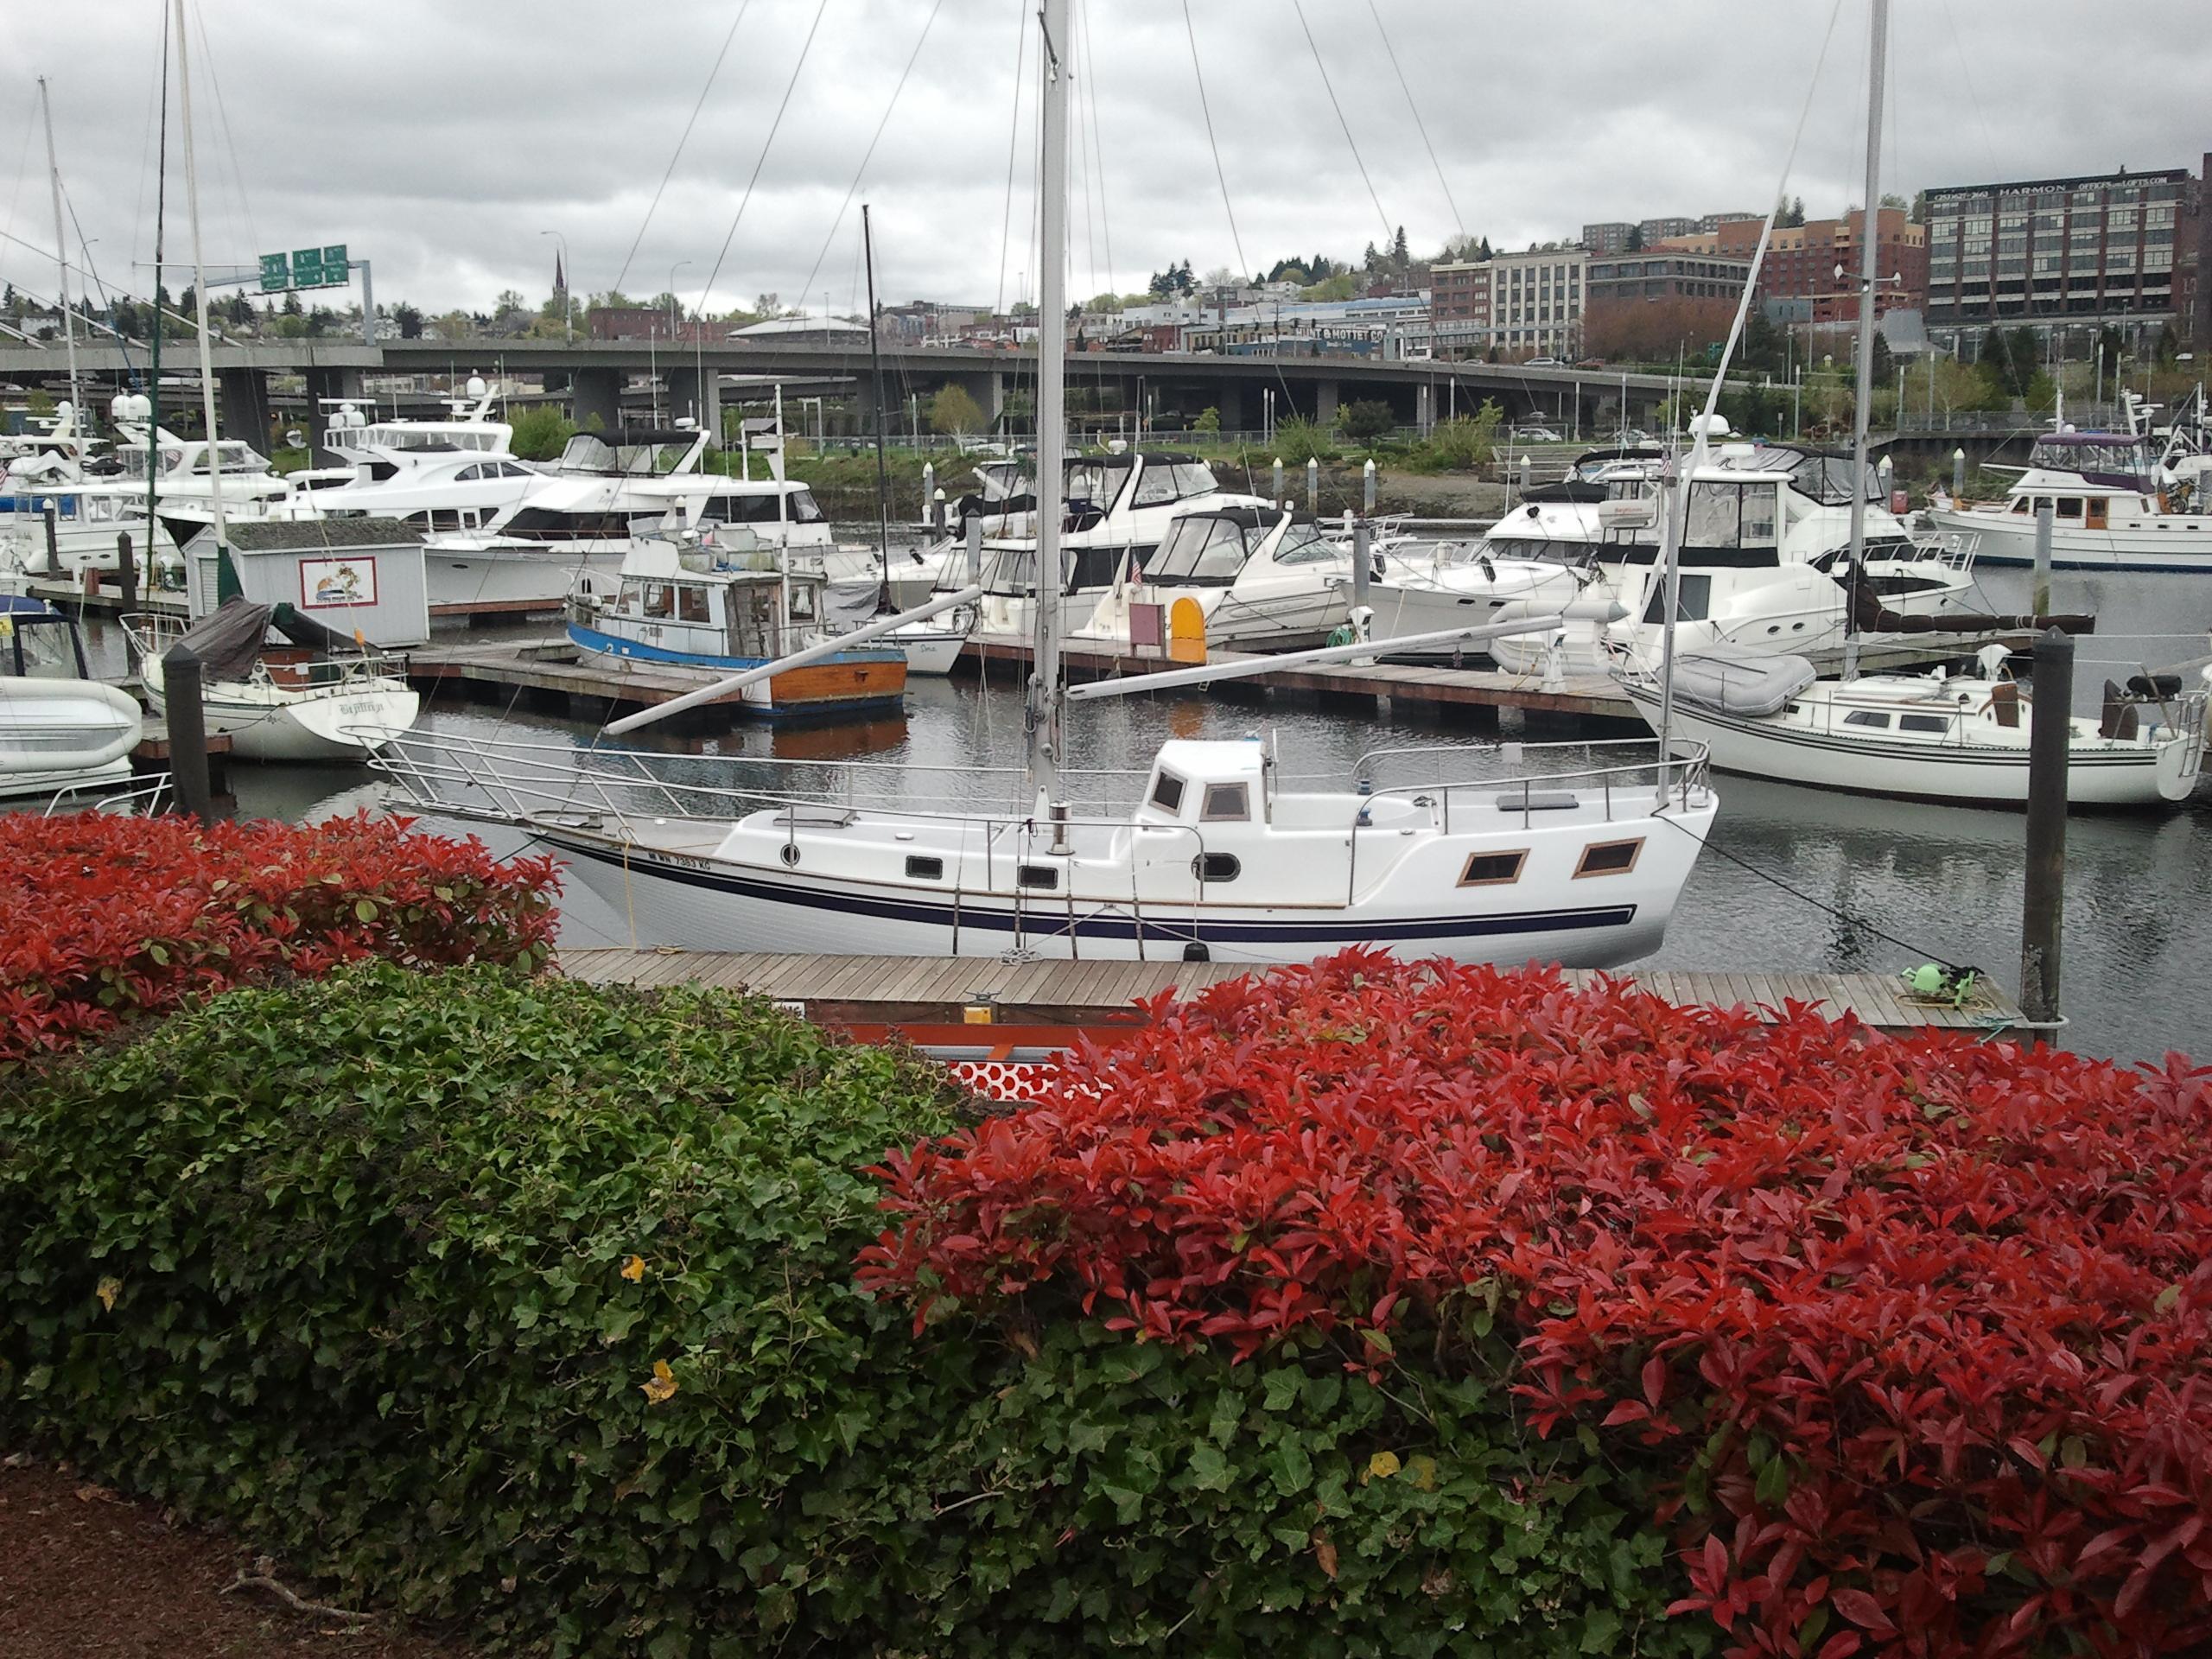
550 834 1637 944
568 625 904 673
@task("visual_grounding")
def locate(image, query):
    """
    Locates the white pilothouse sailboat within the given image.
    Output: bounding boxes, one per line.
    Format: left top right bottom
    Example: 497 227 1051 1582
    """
375 0 1718 965
1618 0 2209 810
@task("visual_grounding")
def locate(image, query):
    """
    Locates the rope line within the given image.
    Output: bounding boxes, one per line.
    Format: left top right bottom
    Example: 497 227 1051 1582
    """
1290 0 1392 246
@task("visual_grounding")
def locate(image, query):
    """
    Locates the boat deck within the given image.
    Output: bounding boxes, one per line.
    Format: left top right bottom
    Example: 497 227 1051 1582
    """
558 947 2033 1039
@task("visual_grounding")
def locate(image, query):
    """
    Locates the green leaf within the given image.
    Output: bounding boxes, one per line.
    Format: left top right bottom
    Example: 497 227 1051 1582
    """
1187 1441 1233 1492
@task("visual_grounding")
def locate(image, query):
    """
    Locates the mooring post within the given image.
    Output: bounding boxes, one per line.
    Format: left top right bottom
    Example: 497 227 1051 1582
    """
921 461 935 521
931 487 947 534
41 500 60 576
1272 456 1284 508
2032 503 2054 617
1351 517 1371 612
963 512 983 587
117 533 138 662
1362 457 1377 517
2019 626 2072 1035
162 640 214 823
1951 445 1967 501
1305 456 1318 513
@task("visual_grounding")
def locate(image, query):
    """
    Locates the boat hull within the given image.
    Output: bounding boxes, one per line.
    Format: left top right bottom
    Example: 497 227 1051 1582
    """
1622 683 2197 807
1925 506 2212 573
537 811 1715 969
422 543 628 613
143 677 419 762
567 624 909 717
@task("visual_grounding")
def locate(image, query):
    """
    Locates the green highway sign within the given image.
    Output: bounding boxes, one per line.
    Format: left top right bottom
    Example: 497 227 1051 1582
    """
255 246 354 293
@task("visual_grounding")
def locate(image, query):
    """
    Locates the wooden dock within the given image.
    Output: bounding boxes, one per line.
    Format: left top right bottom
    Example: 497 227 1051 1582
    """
557 948 2031 1043
407 629 2037 731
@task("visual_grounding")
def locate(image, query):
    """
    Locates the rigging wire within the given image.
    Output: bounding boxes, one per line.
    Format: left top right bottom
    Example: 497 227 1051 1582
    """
188 0 259 262
1363 0 1462 241
993 0 1027 319
1077 0 1113 293
1289 0 1392 247
611 0 753 299
695 0 830 321
0 104 37 306
787 0 945 325
1071 3 1099 302
1179 0 1247 282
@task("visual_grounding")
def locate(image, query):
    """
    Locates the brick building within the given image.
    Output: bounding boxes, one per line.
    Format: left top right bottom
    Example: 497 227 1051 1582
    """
1583 251 1757 357
1919 166 2199 351
1429 260 1491 356
1580 222 1634 256
1661 207 1925 324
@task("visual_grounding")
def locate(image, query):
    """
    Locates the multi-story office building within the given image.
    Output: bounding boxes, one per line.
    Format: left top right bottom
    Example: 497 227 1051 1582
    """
1431 251 1587 358
1920 165 2202 351
1580 222 1634 256
1583 251 1757 356
1638 217 1698 246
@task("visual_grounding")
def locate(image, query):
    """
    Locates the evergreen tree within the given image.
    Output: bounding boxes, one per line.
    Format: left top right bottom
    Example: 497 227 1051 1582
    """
1391 225 1409 267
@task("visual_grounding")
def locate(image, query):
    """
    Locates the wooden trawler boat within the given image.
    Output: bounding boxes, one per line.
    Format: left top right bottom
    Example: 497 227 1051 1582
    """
566 531 909 719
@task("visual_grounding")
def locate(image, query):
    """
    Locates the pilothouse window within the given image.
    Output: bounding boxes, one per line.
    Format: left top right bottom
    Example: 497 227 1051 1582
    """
1150 769 1186 812
1200 783 1249 822
1146 518 1247 584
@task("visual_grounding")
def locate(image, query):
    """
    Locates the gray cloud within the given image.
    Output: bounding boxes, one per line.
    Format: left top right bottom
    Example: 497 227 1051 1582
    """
4 1 2205 320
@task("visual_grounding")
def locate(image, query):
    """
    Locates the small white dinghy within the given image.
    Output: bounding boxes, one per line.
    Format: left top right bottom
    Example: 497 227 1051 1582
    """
0 595 142 798
125 601 419 763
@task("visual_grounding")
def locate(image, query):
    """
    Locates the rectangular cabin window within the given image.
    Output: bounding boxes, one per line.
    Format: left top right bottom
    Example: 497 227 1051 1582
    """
1016 863 1059 892
1150 770 1186 813
677 586 710 623
2056 498 2083 519
1200 782 1249 822
1842 709 1891 728
644 582 676 619
1898 714 1951 734
1459 849 1528 887
904 855 944 880
1573 839 1643 878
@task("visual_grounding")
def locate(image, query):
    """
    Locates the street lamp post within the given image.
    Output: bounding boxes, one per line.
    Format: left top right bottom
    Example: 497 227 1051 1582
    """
539 231 570 344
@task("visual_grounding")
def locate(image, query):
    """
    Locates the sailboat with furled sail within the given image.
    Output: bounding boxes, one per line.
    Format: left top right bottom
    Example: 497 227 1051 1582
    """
376 0 1718 966
1616 0 2208 809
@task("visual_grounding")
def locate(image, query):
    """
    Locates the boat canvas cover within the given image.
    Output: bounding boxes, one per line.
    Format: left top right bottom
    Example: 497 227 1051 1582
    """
172 598 371 681
1669 645 1816 718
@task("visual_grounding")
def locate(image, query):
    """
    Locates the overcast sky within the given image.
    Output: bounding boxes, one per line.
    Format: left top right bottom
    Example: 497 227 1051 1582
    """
4 1 2206 321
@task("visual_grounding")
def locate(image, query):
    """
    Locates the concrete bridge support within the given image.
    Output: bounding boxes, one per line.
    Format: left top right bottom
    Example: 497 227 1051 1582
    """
1210 381 1243 432
568 367 623 434
302 366 365 462
666 367 722 443
218 369 273 454
1314 378 1340 429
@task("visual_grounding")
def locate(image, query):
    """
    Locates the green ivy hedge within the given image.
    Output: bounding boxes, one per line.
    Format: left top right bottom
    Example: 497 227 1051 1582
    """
0 965 1698 1656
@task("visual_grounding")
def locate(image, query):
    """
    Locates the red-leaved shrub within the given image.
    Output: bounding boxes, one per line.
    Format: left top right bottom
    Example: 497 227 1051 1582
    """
861 951 2212 1657
0 810 558 1064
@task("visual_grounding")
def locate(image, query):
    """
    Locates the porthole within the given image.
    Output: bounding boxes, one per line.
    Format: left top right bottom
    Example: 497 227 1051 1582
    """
1192 853 1241 883
1459 849 1527 887
1573 838 1643 878
905 855 944 880
1017 863 1058 892
780 844 802 867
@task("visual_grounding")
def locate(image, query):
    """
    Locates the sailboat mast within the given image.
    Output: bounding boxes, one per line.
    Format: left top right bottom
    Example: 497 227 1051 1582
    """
1843 0 1889 665
173 0 226 558
862 203 893 603
1025 0 1070 816
38 79 83 424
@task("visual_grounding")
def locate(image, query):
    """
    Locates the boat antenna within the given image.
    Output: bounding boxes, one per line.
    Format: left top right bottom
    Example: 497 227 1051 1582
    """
174 0 227 574
1841 0 1889 682
38 79 83 427
862 202 893 607
1651 0 1847 798
1024 0 1070 819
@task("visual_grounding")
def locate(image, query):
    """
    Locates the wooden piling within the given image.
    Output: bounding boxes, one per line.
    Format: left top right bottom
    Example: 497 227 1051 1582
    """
2019 627 2071 1032
160 641 214 823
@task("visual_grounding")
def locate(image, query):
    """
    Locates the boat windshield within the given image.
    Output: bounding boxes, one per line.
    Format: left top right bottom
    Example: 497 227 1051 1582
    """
1 612 86 680
1682 481 1782 549
1726 448 1877 507
1064 460 1127 510
558 435 695 476
1130 460 1218 508
699 488 826 525
1146 517 1249 583
2026 435 2153 485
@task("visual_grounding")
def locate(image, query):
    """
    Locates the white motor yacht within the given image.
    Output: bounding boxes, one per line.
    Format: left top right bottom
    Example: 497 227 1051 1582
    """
1071 507 1354 652
1924 399 2212 573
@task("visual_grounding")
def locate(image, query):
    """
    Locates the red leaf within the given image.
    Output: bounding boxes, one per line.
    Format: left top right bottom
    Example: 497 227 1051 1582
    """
1830 1589 1897 1637
1642 1353 1667 1409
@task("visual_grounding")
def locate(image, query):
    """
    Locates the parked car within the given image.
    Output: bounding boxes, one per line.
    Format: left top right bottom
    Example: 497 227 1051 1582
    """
1523 356 1565 368
1512 425 1563 443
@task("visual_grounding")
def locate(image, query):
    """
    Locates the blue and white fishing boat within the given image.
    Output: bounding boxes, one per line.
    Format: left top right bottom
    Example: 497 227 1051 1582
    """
565 531 912 718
